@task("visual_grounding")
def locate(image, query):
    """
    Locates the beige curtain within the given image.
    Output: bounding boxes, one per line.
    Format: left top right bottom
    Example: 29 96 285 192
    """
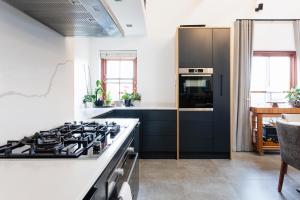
233 20 254 152
294 20 300 84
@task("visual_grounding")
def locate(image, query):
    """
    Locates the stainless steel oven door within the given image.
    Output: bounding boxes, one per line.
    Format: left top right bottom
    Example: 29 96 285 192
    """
179 69 213 110
106 139 139 200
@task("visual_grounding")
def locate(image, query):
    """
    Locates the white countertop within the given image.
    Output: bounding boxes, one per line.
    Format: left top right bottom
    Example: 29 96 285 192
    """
75 103 177 120
0 118 139 200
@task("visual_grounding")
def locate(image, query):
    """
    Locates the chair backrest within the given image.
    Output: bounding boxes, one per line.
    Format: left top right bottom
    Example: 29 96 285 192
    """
276 119 300 170
282 114 300 122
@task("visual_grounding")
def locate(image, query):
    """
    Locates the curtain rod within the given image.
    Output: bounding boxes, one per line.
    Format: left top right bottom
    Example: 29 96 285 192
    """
236 19 299 21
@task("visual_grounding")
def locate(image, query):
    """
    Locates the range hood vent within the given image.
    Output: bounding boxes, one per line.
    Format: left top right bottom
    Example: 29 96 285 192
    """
3 0 121 37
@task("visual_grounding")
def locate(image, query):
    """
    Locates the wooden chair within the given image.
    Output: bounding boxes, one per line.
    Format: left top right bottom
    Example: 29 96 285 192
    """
276 119 300 192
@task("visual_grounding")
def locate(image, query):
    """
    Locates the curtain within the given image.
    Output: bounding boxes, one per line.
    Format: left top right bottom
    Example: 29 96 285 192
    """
233 20 254 152
293 20 300 84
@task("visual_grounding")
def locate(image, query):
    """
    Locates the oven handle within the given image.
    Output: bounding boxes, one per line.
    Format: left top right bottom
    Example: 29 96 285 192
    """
180 74 212 77
126 153 139 182
179 108 213 112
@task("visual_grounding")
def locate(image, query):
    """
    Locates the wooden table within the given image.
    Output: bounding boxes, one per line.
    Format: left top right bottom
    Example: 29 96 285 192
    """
250 107 300 155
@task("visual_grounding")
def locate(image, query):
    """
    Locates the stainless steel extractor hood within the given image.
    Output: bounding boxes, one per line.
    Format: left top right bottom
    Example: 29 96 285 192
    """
3 0 122 37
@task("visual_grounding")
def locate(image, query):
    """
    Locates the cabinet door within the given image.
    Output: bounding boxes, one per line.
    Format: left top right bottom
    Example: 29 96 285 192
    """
212 29 230 153
142 136 176 152
141 110 177 156
178 28 213 68
142 110 176 121
179 111 213 154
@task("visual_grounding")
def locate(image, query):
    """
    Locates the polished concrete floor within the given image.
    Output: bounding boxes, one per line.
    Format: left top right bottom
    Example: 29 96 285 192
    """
138 153 300 200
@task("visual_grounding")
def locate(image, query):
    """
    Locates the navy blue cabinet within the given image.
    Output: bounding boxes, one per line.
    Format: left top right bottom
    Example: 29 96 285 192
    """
178 28 213 68
179 111 214 158
212 29 230 155
142 110 176 158
94 109 177 159
178 27 230 159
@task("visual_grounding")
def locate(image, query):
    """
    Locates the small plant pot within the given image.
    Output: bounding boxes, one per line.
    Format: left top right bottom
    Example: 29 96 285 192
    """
132 101 141 107
124 99 132 107
94 99 104 107
84 102 94 108
290 100 300 108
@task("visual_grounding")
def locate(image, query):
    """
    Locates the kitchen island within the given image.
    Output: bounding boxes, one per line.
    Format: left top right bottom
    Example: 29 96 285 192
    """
0 118 139 200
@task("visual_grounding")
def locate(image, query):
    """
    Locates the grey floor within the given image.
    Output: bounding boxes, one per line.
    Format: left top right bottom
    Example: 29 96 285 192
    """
138 153 300 200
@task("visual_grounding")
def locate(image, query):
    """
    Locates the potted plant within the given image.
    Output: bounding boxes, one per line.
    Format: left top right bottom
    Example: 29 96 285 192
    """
286 88 300 108
83 93 95 108
94 80 104 107
121 91 142 107
131 92 141 106
121 92 132 107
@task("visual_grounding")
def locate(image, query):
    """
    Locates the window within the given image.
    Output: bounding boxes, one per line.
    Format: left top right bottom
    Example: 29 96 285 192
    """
250 51 297 106
101 58 137 101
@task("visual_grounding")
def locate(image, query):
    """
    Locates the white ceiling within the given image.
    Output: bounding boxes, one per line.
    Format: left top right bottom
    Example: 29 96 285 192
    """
102 0 147 36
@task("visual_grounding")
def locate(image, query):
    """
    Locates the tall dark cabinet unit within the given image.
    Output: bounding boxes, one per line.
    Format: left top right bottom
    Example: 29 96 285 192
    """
178 27 230 159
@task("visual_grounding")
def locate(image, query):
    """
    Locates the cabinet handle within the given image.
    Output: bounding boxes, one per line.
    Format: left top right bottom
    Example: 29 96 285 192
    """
220 74 223 96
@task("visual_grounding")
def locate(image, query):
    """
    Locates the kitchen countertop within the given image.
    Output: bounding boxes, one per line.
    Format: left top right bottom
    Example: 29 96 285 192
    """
0 118 139 200
75 102 177 120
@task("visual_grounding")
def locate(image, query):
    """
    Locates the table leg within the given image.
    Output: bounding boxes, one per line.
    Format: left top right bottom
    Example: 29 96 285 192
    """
257 114 264 155
251 113 256 149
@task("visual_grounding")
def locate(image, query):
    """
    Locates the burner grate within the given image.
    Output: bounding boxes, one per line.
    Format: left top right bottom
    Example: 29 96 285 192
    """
0 121 121 158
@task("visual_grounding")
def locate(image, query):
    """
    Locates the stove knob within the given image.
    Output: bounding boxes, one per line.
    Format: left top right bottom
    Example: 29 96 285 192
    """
115 168 124 176
127 147 134 153
93 141 101 151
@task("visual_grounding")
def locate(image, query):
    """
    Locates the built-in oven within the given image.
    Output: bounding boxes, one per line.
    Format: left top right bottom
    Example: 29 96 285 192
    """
179 68 213 111
106 138 139 200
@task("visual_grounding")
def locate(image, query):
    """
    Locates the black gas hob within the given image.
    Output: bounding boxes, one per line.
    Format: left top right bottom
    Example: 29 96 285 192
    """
0 121 121 158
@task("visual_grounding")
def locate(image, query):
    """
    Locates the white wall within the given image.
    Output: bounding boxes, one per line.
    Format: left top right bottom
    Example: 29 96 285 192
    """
74 0 254 107
0 2 74 144
74 0 300 108
253 21 295 51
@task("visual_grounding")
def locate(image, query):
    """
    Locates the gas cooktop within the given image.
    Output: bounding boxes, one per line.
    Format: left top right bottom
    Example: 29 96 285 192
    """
0 121 122 159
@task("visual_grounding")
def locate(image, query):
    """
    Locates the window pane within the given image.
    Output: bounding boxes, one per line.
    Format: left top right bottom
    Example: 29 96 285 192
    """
104 59 136 101
251 57 267 91
269 92 288 102
269 57 290 92
106 80 119 101
251 93 266 106
120 61 134 79
106 61 120 78
120 81 133 95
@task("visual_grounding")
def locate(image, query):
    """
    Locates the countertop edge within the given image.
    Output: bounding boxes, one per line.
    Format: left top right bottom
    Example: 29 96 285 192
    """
76 118 139 200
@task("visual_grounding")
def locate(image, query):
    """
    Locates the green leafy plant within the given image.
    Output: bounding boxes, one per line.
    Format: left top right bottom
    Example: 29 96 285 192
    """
131 92 141 102
121 91 142 102
121 92 132 101
95 80 103 101
83 94 96 104
286 88 300 107
82 80 103 106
